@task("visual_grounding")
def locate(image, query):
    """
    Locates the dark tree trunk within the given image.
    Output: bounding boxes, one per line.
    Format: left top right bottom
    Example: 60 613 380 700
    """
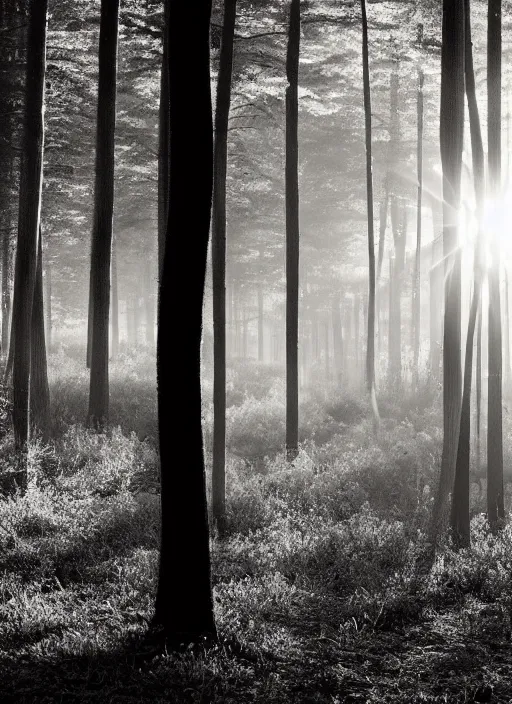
30 229 50 441
487 0 504 531
451 0 485 548
412 61 424 390
12 0 48 468
87 0 119 430
286 0 300 461
86 276 93 367
505 269 510 389
361 0 378 428
158 0 170 281
111 230 119 357
428 0 464 547
211 0 236 534
153 0 217 645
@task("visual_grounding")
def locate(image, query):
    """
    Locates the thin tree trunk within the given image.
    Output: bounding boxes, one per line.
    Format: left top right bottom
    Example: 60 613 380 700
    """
451 0 485 548
153 0 217 644
285 0 300 461
412 60 424 390
211 0 236 534
158 0 170 281
87 0 119 429
428 0 464 547
476 302 482 473
30 229 50 441
487 0 504 530
361 0 378 428
12 0 48 471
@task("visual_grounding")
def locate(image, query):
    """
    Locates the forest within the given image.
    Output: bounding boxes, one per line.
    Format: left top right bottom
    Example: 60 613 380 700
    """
2 0 512 701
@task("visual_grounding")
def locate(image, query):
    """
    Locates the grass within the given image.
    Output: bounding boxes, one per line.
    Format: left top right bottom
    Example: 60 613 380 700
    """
1 349 512 702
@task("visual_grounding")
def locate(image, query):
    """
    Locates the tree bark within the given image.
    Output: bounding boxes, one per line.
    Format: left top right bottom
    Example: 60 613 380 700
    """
87 0 119 430
158 0 170 281
286 0 300 461
361 0 379 429
428 0 464 547
12 0 48 469
30 229 50 441
153 0 217 645
412 61 424 390
451 0 485 548
487 0 504 531
211 0 236 535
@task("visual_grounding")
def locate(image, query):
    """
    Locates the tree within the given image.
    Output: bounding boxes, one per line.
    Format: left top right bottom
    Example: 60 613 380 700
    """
428 0 465 547
157 0 169 281
153 0 217 643
286 0 300 462
212 0 237 534
111 230 119 357
486 0 504 531
361 0 379 430
87 0 120 429
11 0 48 474
451 0 485 548
412 25 424 391
30 229 50 441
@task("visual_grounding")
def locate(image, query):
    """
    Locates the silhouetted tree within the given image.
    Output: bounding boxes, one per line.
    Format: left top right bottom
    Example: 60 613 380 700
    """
212 0 237 534
451 0 485 548
87 0 120 429
11 0 48 473
428 0 465 546
486 0 504 531
153 0 217 644
286 0 300 461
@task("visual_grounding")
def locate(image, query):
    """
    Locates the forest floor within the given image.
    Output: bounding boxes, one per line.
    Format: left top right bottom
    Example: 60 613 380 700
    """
1 351 512 703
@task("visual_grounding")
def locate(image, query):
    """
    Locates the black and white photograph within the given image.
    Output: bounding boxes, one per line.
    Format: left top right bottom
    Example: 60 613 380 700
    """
1 0 512 701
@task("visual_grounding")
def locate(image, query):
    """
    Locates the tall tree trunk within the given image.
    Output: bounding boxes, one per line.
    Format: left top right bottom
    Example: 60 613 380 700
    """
451 0 485 548
428 0 464 547
361 0 379 428
412 58 424 390
30 229 50 441
211 0 236 535
158 0 170 281
111 230 119 357
153 0 217 644
12 0 48 472
286 0 300 461
86 275 93 367
487 0 504 530
87 0 119 430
